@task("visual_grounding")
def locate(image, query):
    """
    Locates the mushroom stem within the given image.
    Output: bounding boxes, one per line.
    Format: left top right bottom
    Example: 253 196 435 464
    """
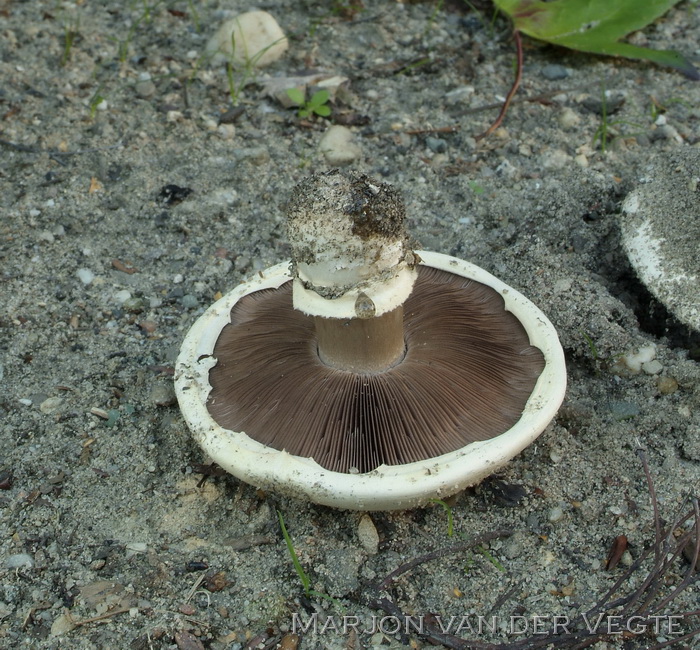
315 306 405 373
286 170 417 373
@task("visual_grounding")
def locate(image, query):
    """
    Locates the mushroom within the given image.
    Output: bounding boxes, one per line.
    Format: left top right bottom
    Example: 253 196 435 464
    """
175 171 566 510
621 148 700 335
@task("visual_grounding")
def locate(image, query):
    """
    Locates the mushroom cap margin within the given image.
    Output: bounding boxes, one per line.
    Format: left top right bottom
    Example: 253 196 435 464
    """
174 252 567 511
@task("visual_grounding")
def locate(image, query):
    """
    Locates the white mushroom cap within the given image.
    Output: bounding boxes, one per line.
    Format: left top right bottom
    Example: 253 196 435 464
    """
174 252 568 510
287 170 418 319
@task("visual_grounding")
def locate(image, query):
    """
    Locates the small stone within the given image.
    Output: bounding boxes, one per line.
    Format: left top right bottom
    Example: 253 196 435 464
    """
206 10 288 67
652 124 683 143
582 91 626 115
5 553 34 569
217 124 236 140
357 514 379 555
39 397 63 414
502 532 526 559
549 450 562 463
657 376 678 395
642 359 663 375
150 383 177 407
560 581 575 596
135 79 156 99
620 345 656 374
139 320 158 333
114 289 131 304
558 107 580 129
123 297 145 313
553 278 572 294
51 612 77 636
319 125 361 166
426 136 447 153
541 64 569 80
76 268 95 285
181 294 199 309
233 147 270 165
548 506 565 523
540 149 571 170
608 401 640 421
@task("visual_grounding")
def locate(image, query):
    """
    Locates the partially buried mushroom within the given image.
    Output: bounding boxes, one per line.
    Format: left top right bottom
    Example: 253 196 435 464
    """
175 171 566 510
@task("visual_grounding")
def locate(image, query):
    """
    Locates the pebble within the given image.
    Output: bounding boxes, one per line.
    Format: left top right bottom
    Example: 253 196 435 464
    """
495 159 517 178
657 376 678 395
319 125 361 166
608 401 641 421
558 107 580 129
5 553 34 569
548 506 565 523
76 268 95 285
39 397 63 414
114 289 131 304
540 149 571 170
123 297 145 313
233 146 270 165
582 91 626 115
541 64 569 80
651 124 683 143
206 10 288 67
620 344 656 373
181 294 199 309
135 79 156 99
151 383 177 407
357 514 379 555
426 136 447 153
51 612 77 636
641 359 663 375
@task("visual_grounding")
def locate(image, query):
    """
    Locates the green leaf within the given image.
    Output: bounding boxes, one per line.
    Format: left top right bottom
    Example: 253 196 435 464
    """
285 87 305 105
493 0 699 79
309 89 330 107
314 104 331 117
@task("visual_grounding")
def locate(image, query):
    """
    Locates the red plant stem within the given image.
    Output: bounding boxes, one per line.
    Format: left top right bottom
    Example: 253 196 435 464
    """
475 30 523 141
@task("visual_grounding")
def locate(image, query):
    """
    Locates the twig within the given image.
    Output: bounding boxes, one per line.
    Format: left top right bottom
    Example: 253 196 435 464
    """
72 606 133 627
361 449 699 649
185 574 205 602
374 529 513 591
405 125 460 135
475 30 523 141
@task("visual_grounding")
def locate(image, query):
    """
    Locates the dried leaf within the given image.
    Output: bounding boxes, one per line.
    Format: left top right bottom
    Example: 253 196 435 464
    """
606 534 628 570
112 258 138 274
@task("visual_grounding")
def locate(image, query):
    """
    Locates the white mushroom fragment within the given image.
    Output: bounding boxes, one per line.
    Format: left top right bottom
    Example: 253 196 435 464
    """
621 148 700 334
175 171 567 510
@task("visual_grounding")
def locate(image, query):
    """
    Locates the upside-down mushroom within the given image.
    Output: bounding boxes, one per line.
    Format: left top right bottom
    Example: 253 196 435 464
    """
175 171 566 510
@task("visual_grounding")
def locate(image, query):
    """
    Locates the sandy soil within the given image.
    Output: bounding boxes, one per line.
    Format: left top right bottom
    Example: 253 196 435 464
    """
1 1 699 649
